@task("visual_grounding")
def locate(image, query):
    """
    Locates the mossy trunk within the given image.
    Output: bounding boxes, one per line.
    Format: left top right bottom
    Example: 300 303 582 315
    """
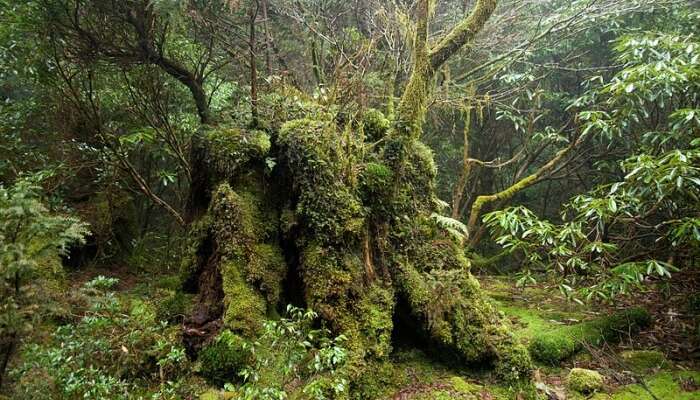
180 97 533 389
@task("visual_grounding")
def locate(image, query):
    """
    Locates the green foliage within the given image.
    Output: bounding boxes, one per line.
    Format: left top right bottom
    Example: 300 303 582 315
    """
233 306 349 400
10 277 191 400
0 179 88 381
484 32 700 301
430 213 469 245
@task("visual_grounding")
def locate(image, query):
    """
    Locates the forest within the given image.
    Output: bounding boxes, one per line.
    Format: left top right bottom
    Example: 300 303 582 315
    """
1 0 699 399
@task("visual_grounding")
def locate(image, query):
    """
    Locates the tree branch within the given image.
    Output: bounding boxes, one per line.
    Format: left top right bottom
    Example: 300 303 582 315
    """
429 0 498 71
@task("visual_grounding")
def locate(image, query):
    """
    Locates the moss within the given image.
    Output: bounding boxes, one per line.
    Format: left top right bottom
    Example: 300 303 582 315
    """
529 307 652 364
155 289 192 323
529 334 578 365
450 376 480 394
299 242 394 376
350 362 408 400
588 371 700 400
567 368 604 394
204 183 286 336
279 118 365 242
204 126 271 178
246 243 286 304
619 350 667 373
362 108 391 142
221 260 267 336
493 342 534 383
360 162 393 196
395 263 534 383
198 330 249 385
180 213 214 286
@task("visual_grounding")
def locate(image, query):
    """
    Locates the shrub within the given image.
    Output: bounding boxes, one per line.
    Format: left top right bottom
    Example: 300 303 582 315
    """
233 305 349 400
0 179 88 384
10 278 189 399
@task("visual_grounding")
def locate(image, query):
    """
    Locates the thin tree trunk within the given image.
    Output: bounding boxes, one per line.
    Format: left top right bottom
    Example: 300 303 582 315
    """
261 0 272 76
250 1 260 126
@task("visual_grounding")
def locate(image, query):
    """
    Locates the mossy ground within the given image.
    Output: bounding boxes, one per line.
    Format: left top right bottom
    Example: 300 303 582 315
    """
18 267 698 400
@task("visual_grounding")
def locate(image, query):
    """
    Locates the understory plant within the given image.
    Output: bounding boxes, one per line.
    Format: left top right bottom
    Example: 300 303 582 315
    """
230 305 349 400
0 179 88 387
484 32 700 301
10 276 191 400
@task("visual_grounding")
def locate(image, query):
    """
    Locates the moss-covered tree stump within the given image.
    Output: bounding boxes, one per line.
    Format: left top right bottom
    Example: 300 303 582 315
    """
181 102 533 391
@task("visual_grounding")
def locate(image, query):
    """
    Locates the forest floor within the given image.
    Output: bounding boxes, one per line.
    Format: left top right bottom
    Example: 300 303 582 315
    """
63 267 700 400
371 274 700 400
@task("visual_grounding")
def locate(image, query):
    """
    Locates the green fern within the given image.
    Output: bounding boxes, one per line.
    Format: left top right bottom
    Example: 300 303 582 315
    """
430 213 469 244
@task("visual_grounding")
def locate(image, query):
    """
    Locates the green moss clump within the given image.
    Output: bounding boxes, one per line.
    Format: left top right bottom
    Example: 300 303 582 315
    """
362 108 391 142
360 162 393 196
204 127 271 178
198 330 249 385
279 118 365 242
529 307 651 364
567 368 604 394
528 334 578 365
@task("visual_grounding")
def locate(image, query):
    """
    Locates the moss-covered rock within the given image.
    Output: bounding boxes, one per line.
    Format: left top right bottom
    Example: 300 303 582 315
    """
529 307 651 364
567 368 604 394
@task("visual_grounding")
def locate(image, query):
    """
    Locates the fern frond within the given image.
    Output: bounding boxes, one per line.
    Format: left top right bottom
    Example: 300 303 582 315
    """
430 212 469 244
